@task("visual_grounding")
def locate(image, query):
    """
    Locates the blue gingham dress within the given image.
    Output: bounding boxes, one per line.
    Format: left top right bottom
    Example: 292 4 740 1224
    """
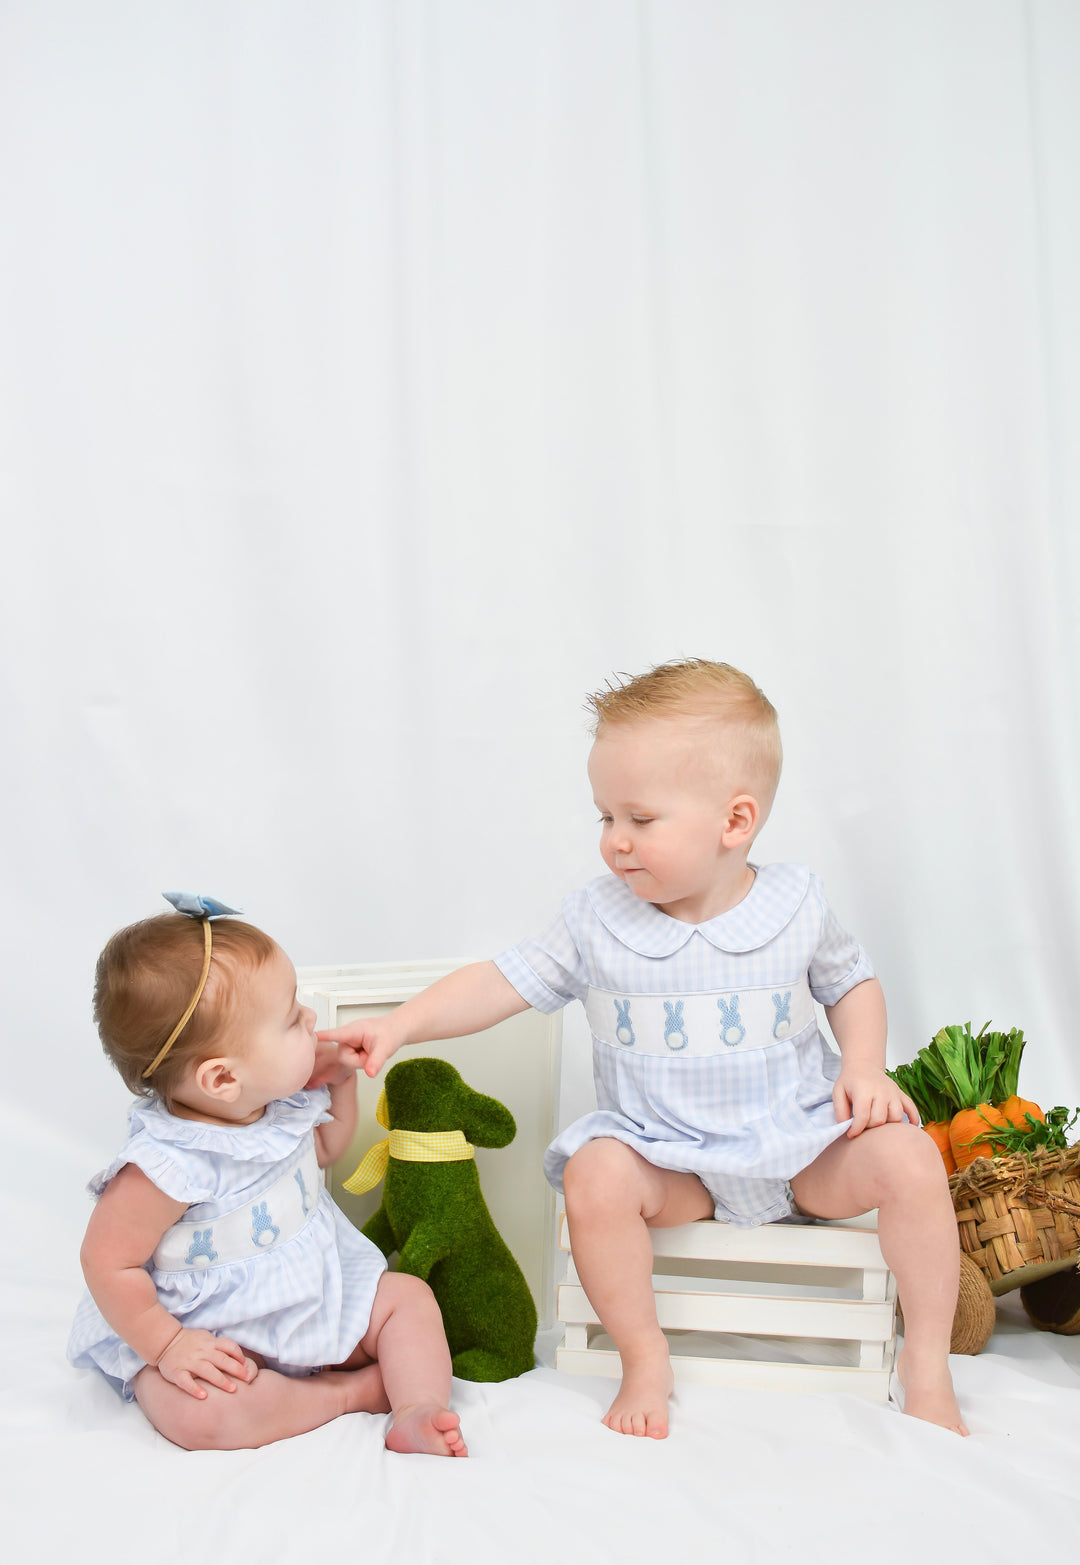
494 863 874 1226
67 1088 386 1398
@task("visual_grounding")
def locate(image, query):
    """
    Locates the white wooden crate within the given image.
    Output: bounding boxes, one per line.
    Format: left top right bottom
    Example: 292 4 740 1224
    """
296 961 561 1327
556 1211 897 1400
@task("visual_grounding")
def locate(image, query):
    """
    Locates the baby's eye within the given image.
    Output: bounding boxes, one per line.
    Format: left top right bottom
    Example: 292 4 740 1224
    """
597 814 613 825
631 816 654 826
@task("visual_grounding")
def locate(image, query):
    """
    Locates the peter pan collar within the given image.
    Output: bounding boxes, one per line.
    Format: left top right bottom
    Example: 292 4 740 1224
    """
584 863 811 957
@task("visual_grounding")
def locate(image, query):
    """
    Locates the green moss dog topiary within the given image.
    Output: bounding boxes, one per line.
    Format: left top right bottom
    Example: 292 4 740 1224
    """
347 1057 537 1382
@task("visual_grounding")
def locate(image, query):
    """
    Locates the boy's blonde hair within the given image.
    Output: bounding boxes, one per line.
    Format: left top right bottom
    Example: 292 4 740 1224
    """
93 914 277 1107
586 658 783 808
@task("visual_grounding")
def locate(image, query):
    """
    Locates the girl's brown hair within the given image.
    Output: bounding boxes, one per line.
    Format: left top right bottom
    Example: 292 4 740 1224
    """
93 915 277 1107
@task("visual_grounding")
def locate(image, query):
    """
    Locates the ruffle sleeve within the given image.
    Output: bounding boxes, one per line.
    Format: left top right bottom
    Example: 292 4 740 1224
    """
86 1088 334 1206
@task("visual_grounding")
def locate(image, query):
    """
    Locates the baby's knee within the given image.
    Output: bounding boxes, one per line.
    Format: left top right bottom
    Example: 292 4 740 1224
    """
376 1268 439 1315
563 1138 641 1213
874 1121 950 1200
143 1383 242 1452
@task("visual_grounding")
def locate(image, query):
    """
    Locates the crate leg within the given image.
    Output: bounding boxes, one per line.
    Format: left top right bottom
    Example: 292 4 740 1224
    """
858 1338 885 1369
861 1267 888 1302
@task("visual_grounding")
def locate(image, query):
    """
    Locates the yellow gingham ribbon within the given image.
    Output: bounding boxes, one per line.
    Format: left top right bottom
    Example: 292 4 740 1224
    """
341 1089 475 1195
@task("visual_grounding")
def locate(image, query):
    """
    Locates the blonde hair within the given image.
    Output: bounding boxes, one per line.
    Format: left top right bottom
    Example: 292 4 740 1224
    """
93 914 277 1107
586 658 783 808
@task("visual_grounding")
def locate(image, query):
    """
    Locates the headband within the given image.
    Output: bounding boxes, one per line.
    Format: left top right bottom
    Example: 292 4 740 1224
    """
141 893 241 1079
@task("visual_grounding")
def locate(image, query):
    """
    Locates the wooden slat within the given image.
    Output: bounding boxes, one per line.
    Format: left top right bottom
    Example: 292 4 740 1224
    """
557 1281 895 1343
558 1211 886 1270
554 1346 891 1401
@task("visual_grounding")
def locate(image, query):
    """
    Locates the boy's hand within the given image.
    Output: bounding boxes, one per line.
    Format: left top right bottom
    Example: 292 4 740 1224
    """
317 1015 403 1079
155 1328 258 1399
305 1036 365 1090
833 1065 919 1138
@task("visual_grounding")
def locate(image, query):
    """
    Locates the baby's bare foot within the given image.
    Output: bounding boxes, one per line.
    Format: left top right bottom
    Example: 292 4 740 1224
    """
386 1404 468 1457
896 1348 968 1436
602 1351 674 1439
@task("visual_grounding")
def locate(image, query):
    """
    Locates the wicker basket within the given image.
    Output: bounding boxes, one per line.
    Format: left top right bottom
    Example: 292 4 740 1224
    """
950 1143 1080 1297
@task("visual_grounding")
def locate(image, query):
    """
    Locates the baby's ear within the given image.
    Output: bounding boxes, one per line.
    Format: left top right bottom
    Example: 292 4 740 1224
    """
723 793 759 845
191 1056 243 1103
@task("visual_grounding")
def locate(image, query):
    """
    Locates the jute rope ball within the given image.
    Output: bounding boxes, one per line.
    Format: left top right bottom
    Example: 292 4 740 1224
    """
950 1252 996 1355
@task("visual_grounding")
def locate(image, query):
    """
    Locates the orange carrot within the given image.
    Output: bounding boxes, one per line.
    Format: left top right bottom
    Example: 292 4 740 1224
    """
923 1121 957 1175
998 1095 1043 1129
950 1104 1008 1169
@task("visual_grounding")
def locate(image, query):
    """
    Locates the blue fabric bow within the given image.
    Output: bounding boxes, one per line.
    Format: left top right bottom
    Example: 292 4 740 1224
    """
162 892 241 918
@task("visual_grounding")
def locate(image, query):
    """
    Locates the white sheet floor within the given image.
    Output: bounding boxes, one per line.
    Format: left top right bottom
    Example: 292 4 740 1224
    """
4 1123 1077 1565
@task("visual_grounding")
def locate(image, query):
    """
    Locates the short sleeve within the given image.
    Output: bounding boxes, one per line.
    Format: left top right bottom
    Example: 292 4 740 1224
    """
493 907 589 1013
88 1133 216 1207
807 881 875 1006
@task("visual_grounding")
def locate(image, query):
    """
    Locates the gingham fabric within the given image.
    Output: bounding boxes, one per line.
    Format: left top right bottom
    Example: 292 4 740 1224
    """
343 1129 475 1194
343 1086 476 1193
494 863 875 1226
67 1088 387 1398
151 1143 322 1270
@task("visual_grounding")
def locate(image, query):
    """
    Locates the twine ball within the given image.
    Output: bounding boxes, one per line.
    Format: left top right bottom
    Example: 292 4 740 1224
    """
950 1253 996 1355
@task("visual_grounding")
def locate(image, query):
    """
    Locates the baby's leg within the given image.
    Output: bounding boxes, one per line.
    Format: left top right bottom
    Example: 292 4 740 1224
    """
790 1121 967 1436
134 1355 390 1451
357 1271 467 1457
562 1138 714 1439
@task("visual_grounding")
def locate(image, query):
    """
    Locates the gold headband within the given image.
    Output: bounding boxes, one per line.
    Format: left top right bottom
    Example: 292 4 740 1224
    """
142 916 214 1078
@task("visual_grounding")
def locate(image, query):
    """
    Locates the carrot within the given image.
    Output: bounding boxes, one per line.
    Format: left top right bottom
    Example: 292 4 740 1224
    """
998 1095 1043 1129
891 1022 1033 1170
990 1105 1078 1157
923 1121 957 1175
950 1103 1009 1169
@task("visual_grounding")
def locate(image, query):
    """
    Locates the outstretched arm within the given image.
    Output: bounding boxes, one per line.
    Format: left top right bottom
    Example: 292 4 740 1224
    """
318 960 529 1078
826 978 919 1135
81 1162 256 1397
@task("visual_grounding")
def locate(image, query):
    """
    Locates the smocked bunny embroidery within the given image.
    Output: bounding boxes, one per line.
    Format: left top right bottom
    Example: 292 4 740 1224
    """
614 998 636 1047
717 995 746 1047
293 1166 313 1215
251 1200 281 1248
185 1228 217 1267
771 991 792 1039
663 1000 689 1051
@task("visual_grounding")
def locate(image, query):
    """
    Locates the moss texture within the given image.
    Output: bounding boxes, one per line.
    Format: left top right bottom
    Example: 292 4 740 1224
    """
361 1057 538 1381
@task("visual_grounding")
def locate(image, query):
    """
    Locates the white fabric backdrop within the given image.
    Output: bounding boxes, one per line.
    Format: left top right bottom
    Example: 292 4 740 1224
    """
1 9 1079 1552
3 0 1077 1157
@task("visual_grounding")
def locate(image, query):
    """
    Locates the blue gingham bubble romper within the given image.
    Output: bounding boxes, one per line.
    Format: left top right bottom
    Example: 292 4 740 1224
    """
494 863 874 1227
67 1087 387 1399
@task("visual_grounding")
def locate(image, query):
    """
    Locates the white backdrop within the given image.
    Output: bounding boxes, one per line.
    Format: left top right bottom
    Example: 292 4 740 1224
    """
4 7 1080 1562
2 0 1079 1184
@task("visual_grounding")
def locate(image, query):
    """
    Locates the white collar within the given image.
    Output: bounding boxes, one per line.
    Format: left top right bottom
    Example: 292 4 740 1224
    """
584 863 811 957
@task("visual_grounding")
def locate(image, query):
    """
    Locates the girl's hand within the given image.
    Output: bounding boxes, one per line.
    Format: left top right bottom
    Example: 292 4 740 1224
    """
317 1016 403 1079
155 1328 258 1399
833 1065 919 1138
306 1036 365 1090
